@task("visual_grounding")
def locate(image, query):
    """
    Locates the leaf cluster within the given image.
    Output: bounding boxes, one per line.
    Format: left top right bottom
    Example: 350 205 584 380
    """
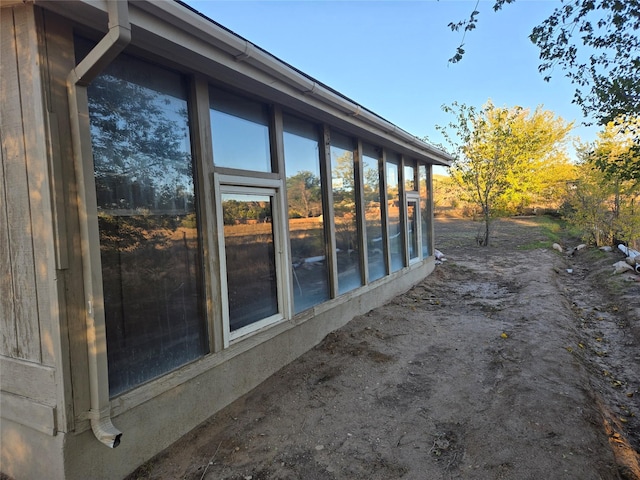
448 0 516 64
530 0 640 124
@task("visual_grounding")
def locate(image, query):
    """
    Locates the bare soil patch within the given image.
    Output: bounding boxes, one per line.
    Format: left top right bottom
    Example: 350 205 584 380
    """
128 217 640 480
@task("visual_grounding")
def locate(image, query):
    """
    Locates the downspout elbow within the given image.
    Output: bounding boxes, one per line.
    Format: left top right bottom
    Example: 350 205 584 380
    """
91 408 123 448
71 5 131 86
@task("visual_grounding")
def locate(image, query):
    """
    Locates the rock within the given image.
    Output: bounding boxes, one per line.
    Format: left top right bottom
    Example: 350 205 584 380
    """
576 244 587 251
625 256 636 266
634 255 640 264
613 261 635 274
599 246 613 252
552 243 563 252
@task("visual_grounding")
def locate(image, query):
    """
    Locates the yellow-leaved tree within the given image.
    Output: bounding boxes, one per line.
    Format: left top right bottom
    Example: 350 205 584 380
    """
567 116 640 248
438 100 573 246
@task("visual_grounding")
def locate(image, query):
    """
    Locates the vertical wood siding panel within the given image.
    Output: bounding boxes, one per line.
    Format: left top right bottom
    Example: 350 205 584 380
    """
16 6 55 365
0 9 23 358
0 129 18 357
0 7 42 362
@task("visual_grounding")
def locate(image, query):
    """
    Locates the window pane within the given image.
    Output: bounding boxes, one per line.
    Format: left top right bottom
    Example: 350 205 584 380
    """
331 132 362 294
87 54 206 396
404 163 415 192
419 164 432 258
209 87 272 172
408 199 419 260
283 114 329 312
386 157 403 272
222 194 278 330
362 144 385 282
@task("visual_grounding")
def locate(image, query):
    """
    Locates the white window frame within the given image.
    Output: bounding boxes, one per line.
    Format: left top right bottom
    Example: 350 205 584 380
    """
214 174 290 346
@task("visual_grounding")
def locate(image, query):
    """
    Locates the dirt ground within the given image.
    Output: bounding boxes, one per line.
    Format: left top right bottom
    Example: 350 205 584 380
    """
128 217 640 480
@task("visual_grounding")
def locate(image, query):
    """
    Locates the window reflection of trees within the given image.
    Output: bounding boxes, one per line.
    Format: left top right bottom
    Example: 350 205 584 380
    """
387 160 403 272
286 171 322 218
419 165 432 258
221 196 278 331
87 55 206 397
283 116 330 313
331 139 362 294
363 148 385 282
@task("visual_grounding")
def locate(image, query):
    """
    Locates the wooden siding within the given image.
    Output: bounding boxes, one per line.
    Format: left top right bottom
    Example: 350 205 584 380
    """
0 4 81 433
1 6 42 362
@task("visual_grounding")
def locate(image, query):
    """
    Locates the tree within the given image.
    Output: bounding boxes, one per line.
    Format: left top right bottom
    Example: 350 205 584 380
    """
449 1 640 125
437 101 573 246
88 73 194 212
591 115 640 183
286 171 322 218
567 118 640 247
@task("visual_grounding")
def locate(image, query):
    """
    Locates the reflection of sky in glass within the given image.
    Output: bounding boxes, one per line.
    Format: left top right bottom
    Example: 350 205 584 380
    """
405 164 415 192
210 110 271 170
387 161 399 188
283 113 321 178
387 166 398 188
330 132 355 193
283 132 321 178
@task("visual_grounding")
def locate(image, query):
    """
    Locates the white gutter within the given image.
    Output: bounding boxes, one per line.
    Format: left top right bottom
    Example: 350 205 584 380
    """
66 0 131 448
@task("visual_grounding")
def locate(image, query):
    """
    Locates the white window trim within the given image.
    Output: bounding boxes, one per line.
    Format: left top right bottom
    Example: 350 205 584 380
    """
214 176 290 347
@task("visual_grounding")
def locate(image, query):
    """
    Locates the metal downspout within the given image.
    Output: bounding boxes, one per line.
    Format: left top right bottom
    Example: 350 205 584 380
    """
67 0 131 448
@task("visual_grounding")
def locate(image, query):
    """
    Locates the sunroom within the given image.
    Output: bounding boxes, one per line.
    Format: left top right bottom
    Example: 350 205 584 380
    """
0 1 451 478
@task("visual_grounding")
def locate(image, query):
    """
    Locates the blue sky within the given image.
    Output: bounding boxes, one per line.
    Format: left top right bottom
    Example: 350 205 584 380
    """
185 0 600 171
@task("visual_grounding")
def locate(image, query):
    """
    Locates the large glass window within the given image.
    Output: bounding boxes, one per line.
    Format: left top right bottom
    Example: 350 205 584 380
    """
386 155 403 272
221 192 279 332
331 132 362 294
87 53 207 396
209 88 272 172
283 114 330 313
419 164 433 258
362 144 385 282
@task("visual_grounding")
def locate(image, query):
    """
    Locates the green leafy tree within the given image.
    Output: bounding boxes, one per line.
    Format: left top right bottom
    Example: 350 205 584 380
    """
438 101 573 246
449 1 640 126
